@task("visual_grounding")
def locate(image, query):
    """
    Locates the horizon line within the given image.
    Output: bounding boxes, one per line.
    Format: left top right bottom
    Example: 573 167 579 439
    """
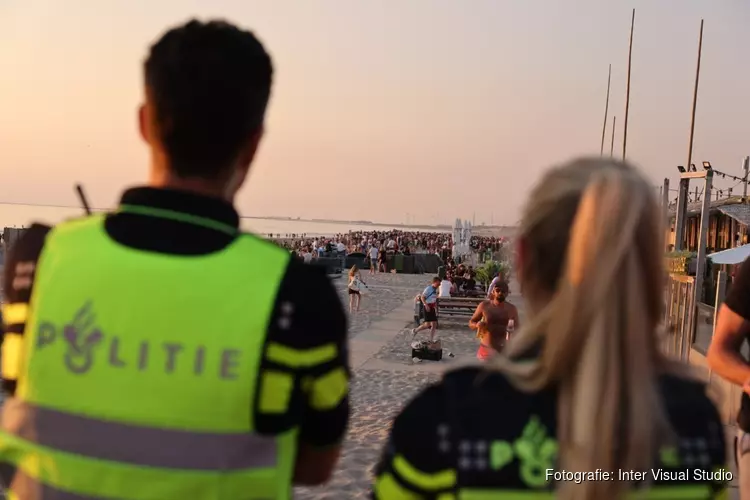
0 200 516 230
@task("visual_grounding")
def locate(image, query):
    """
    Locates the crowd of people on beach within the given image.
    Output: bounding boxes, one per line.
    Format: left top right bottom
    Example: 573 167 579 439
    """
440 260 482 296
269 229 506 264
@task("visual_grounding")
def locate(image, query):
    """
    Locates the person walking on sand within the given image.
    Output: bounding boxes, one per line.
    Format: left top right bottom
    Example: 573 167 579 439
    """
378 245 388 273
438 274 454 298
412 277 440 342
469 281 518 360
348 265 366 313
368 244 379 274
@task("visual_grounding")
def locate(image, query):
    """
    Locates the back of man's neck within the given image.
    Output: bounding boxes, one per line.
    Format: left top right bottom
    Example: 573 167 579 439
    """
149 175 230 202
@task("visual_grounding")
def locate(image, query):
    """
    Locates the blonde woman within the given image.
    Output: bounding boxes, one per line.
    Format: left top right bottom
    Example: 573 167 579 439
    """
372 158 727 499
348 265 365 313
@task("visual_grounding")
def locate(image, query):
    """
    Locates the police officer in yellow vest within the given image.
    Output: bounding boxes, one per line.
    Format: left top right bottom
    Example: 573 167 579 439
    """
0 19 350 499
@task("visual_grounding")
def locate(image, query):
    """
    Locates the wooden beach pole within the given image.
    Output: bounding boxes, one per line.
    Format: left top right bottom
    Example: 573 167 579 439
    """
675 19 704 251
622 8 635 161
685 19 704 182
609 116 617 157
600 64 612 155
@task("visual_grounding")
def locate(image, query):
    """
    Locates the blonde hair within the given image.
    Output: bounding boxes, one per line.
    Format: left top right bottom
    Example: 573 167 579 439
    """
349 265 359 277
494 158 693 500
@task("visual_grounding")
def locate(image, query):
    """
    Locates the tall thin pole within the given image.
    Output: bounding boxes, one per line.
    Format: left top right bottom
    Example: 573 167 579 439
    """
609 116 617 157
685 19 704 181
662 178 670 249
622 8 635 161
691 170 713 348
600 64 612 155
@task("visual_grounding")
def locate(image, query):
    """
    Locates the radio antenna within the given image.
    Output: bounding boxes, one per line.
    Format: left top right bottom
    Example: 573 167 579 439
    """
75 184 92 215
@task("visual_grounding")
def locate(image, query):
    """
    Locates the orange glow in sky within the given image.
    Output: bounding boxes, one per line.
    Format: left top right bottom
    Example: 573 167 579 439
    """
1 0 749 226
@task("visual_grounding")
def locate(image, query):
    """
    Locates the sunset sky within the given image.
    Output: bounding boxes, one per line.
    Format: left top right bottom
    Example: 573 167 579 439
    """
2 0 749 226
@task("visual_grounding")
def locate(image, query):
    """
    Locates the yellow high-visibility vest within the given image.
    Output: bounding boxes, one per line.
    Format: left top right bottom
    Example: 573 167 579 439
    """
0 211 296 499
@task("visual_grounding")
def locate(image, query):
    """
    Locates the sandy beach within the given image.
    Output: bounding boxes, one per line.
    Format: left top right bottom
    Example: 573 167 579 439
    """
294 273 525 499
295 272 741 500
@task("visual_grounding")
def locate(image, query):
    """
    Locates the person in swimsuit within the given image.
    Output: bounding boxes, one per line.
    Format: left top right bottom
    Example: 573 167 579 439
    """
347 265 365 313
368 245 379 274
469 281 519 360
378 246 388 273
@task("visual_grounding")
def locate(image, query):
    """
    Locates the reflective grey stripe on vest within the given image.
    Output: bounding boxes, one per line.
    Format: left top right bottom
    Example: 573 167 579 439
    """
2 399 277 470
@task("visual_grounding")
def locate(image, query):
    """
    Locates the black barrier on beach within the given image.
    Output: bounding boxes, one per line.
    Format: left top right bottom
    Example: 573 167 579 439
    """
311 256 367 273
393 254 404 272
309 258 344 274
345 255 367 269
306 253 443 275
425 255 440 273
402 256 414 274
382 254 443 274
413 254 443 274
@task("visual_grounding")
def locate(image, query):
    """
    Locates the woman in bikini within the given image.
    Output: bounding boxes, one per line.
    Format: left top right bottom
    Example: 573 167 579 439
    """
348 265 365 313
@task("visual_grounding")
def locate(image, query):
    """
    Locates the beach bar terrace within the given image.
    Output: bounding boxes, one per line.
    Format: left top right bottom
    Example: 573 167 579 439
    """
662 167 750 427
668 196 750 253
666 196 750 349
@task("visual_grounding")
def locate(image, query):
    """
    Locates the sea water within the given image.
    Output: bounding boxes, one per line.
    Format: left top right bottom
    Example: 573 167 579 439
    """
0 203 449 237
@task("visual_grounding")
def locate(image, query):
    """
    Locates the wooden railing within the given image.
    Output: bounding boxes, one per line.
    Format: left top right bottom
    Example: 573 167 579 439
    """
665 255 696 275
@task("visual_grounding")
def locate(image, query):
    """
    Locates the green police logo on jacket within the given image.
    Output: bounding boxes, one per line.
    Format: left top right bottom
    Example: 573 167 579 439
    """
489 415 558 488
36 300 243 379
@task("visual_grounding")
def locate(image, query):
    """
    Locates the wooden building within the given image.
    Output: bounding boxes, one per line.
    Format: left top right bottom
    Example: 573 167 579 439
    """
668 197 750 253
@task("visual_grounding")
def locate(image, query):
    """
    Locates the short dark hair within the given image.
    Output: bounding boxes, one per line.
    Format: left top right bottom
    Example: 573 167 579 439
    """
432 276 441 283
144 19 273 179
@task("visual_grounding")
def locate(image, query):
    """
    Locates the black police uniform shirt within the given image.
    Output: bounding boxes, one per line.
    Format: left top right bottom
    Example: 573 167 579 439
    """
723 257 750 432
372 366 727 499
1 186 350 448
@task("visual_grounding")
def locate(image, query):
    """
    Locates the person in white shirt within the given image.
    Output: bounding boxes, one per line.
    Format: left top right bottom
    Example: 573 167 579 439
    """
336 241 346 254
368 245 379 274
438 277 453 298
